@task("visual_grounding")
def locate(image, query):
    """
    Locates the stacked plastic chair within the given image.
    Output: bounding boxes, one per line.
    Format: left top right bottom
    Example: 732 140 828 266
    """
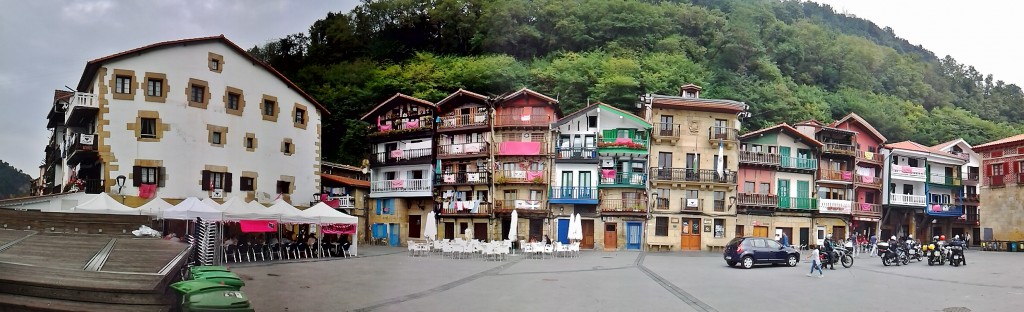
192 217 218 266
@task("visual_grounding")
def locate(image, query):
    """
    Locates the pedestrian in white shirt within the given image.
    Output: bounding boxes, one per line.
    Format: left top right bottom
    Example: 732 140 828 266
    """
806 246 823 278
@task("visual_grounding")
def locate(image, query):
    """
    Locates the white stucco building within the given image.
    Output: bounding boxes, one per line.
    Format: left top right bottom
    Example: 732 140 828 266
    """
43 35 327 207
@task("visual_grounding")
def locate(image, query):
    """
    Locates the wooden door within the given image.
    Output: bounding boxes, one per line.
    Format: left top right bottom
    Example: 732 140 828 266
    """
833 226 846 241
797 180 810 209
474 222 488 241
604 223 618 250
780 146 791 167
444 222 455 240
581 220 595 249
754 226 769 238
680 218 701 250
778 179 790 208
408 215 421 239
626 222 642 250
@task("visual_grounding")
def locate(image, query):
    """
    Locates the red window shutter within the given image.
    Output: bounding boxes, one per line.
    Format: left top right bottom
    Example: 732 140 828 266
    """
1018 147 1024 154
201 170 211 191
132 166 142 187
985 163 992 176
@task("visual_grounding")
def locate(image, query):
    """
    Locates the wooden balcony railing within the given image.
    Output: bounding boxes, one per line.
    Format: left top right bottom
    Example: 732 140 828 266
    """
708 126 738 142
437 113 488 129
649 168 737 184
780 157 817 170
890 165 926 180
962 194 980 203
822 143 856 155
439 201 490 215
680 198 703 212
555 146 598 160
853 202 882 217
653 123 681 140
737 193 777 207
600 199 648 213
435 172 490 185
854 174 882 188
495 169 548 184
370 179 431 193
739 151 780 166
598 171 647 187
370 148 432 165
494 199 547 212
495 114 551 127
819 169 854 182
855 150 884 164
654 198 670 209
437 142 489 157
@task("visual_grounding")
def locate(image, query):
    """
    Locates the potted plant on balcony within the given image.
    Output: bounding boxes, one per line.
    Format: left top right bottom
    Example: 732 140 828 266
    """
531 176 544 184
494 175 509 184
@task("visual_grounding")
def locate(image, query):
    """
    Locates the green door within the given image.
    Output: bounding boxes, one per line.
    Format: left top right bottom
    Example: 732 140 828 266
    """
780 147 791 168
777 179 790 209
797 180 810 209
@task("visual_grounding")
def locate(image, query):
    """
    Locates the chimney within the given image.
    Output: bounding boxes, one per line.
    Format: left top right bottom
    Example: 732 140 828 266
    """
679 84 702 98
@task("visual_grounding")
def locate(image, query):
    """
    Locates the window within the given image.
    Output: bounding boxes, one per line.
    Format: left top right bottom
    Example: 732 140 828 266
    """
714 191 725 211
146 79 162 97
865 192 875 204
240 177 255 191
686 189 698 199
211 131 222 145
201 171 226 190
384 171 397 180
276 180 291 194
227 93 240 110
283 142 292 154
735 225 744 238
245 137 254 149
766 239 782 249
744 182 755 193
759 183 770 194
263 99 276 116
655 217 668 236
411 170 424 180
818 187 846 200
902 184 913 195
115 76 131 94
210 59 220 71
714 219 725 238
209 52 224 72
295 108 305 124
475 190 488 202
588 116 597 128
908 158 919 167
132 166 161 186
191 84 205 102
992 163 1004 176
141 118 157 138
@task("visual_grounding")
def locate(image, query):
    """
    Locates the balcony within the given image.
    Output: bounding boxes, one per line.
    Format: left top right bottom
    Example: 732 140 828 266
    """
891 165 926 181
817 198 852 214
66 133 98 166
368 116 433 140
437 142 489 159
74 178 105 194
778 197 817 211
780 157 817 171
496 140 546 156
435 172 490 186
653 123 681 142
962 194 980 204
925 201 963 217
989 175 1006 187
854 174 882 189
822 143 856 156
598 171 647 188
927 173 961 186
438 201 490 216
889 193 927 206
649 168 737 185
437 113 488 132
946 151 971 161
855 150 884 165
680 198 703 212
65 92 99 126
599 199 648 215
549 187 598 204
962 173 979 186
554 146 598 163
819 169 854 183
495 169 548 184
493 199 548 215
312 195 355 209
739 151 780 167
370 148 432 166
954 213 979 225
370 179 431 193
654 198 670 210
737 193 777 208
495 114 551 128
598 137 648 155
853 202 882 218
708 127 739 147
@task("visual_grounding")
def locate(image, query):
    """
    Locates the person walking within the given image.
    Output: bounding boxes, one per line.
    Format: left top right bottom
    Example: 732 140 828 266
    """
780 232 790 248
806 246 823 278
869 234 878 257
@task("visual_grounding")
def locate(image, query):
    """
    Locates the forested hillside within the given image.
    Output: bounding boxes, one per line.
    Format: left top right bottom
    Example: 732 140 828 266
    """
0 160 31 198
248 0 1024 166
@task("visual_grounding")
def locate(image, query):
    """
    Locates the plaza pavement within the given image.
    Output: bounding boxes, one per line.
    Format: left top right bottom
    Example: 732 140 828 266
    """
229 246 1024 312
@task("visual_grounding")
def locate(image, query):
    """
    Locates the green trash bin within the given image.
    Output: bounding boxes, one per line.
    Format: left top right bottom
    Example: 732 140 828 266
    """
191 270 238 280
183 289 254 312
171 280 236 296
190 266 231 274
191 272 245 290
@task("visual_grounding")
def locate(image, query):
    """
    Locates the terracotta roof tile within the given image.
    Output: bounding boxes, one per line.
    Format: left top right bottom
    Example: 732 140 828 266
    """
359 93 436 121
833 113 887 142
739 123 823 147
975 134 1024 150
320 173 370 188
649 95 747 113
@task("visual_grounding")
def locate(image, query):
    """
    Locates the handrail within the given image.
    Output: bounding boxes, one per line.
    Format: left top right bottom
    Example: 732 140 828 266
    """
438 113 488 129
554 146 598 160
708 126 738 141
370 148 432 165
653 123 681 138
370 179 431 192
739 151 780 165
550 186 598 200
437 142 489 157
495 114 551 127
600 199 648 212
598 171 647 186
649 168 737 184
435 172 490 185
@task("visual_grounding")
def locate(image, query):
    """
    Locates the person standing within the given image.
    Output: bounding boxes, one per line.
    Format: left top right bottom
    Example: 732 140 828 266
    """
965 233 972 249
806 246 823 278
869 234 878 257
780 232 790 248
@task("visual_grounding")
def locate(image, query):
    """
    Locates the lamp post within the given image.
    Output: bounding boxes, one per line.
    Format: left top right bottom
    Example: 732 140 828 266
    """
115 175 127 204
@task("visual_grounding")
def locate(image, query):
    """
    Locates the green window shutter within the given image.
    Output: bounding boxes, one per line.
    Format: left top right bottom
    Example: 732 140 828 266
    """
602 129 615 139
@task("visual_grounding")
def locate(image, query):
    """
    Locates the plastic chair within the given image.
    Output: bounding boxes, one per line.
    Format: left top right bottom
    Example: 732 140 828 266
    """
237 244 251 262
224 244 238 263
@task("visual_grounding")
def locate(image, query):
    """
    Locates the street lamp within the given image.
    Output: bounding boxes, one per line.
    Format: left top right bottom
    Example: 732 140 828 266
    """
115 175 127 204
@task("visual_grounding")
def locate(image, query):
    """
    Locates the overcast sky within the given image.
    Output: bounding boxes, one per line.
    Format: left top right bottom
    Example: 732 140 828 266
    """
1 0 1022 178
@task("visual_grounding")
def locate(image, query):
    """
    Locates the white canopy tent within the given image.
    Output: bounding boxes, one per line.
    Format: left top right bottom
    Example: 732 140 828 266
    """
138 198 173 217
202 198 224 211
70 193 143 215
263 199 312 224
163 197 223 221
300 202 360 256
221 197 274 221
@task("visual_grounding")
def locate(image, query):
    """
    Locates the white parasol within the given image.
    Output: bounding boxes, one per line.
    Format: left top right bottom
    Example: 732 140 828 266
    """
424 211 437 241
509 210 519 254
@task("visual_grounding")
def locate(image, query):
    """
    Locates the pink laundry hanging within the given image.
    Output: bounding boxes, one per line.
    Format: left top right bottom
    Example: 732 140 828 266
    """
901 166 913 173
527 171 544 181
498 141 541 155
860 203 872 211
405 119 420 129
390 180 405 188
932 204 942 212
379 124 392 132
615 137 633 144
860 175 874 183
601 169 617 179
841 171 852 181
390 149 404 159
138 184 156 199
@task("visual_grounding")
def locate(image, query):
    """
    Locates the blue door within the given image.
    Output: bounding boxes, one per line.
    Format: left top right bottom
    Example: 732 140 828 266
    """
557 219 570 244
389 223 400 246
626 222 642 250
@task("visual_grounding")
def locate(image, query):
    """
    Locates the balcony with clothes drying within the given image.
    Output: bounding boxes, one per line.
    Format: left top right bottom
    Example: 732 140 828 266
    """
493 199 548 216
855 150 885 166
494 169 548 184
853 172 882 189
649 168 737 188
369 179 431 198
368 114 434 142
925 197 963 218
436 111 489 133
494 113 551 128
888 193 927 207
890 164 927 182
818 169 854 184
434 171 490 186
437 191 490 217
736 193 777 210
738 150 780 167
495 137 547 157
598 170 647 189
65 132 99 167
599 198 648 217
369 146 432 167
852 202 882 219
436 142 490 160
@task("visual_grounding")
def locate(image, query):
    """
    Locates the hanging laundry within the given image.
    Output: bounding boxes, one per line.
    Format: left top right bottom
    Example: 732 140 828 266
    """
390 149 404 159
405 119 420 129
864 151 874 159
467 173 480 182
443 174 456 183
601 169 617 179
390 180 405 188
527 171 544 181
841 171 853 180
615 137 633 144
139 184 157 199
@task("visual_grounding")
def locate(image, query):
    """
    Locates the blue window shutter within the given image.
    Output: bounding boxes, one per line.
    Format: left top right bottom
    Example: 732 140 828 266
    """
376 199 382 215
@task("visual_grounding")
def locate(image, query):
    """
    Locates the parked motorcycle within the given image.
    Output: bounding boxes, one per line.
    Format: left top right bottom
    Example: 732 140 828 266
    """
819 246 854 268
926 243 945 266
878 242 907 266
905 239 923 262
948 244 966 267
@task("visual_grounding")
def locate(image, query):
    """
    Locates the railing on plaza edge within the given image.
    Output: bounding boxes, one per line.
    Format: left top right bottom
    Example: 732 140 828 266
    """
653 123 681 139
890 165 926 180
554 146 598 160
600 199 648 213
494 114 551 127
648 168 738 184
598 172 647 186
437 142 490 157
889 193 927 206
370 179 431 192
549 186 598 200
370 148 431 165
434 172 490 185
437 113 488 129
